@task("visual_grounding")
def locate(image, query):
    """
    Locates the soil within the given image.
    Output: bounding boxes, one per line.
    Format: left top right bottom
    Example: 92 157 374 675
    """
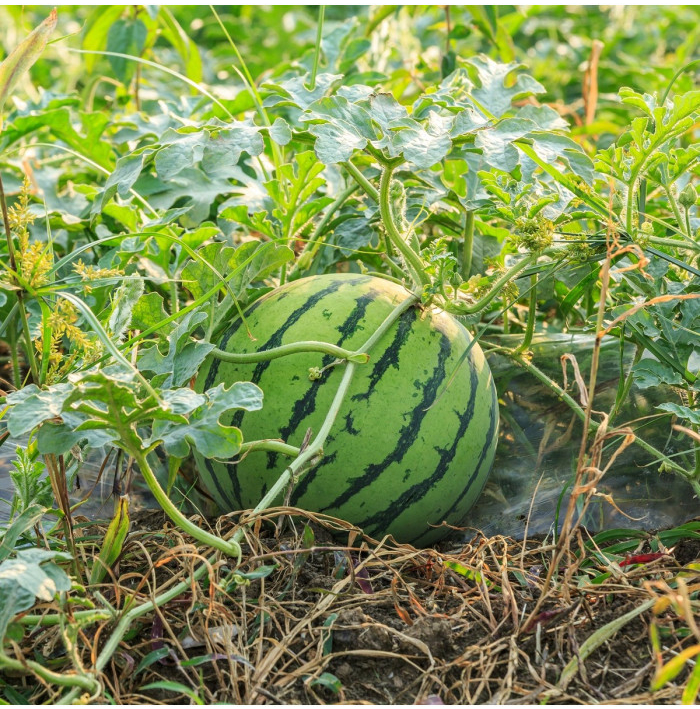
6 507 700 704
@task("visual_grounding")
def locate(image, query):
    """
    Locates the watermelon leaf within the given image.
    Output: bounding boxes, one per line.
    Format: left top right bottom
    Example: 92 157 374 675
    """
137 310 214 388
150 381 263 459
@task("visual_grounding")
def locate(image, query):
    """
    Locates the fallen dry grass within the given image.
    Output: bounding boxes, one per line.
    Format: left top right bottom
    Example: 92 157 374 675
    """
8 504 700 705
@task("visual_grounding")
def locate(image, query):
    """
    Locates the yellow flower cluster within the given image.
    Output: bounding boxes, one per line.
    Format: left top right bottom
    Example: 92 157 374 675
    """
7 176 51 289
36 298 103 382
72 260 124 293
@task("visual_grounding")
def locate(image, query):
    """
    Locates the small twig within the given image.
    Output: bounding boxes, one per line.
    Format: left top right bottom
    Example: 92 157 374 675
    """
583 40 604 126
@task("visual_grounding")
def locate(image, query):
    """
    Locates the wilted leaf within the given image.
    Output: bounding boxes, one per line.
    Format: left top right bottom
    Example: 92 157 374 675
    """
90 495 130 585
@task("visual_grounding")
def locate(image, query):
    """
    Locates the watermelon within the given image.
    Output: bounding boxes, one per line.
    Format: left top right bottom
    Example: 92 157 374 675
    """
194 273 498 546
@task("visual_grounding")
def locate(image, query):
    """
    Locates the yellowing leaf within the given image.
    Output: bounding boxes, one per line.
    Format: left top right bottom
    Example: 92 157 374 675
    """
0 9 58 122
652 644 700 691
90 495 130 585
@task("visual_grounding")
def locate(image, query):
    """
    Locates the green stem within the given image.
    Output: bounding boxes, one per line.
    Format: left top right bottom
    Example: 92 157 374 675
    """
501 296 510 334
169 279 179 315
0 650 99 696
232 361 358 546
0 300 18 340
661 58 700 104
210 0 280 175
447 252 538 315
649 236 700 250
227 290 418 548
239 439 300 458
58 292 420 705
365 270 404 285
515 141 609 220
688 391 700 479
211 341 369 365
365 6 395 36
0 176 17 275
8 319 21 388
130 441 241 560
625 183 636 237
57 291 160 402
378 164 429 288
206 298 216 341
662 183 685 233
80 240 289 375
638 178 647 228
514 272 537 354
290 184 358 277
342 161 379 202
462 210 475 280
0 175 40 384
210 6 265 122
74 49 232 122
360 291 418 351
16 292 40 383
59 552 216 705
307 5 325 90
383 253 407 279
611 342 643 421
18 608 113 627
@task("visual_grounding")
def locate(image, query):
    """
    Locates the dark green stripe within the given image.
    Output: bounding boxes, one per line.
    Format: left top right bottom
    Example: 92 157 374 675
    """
222 279 348 504
292 305 420 501
271 290 377 469
354 354 481 536
322 330 453 512
411 380 498 545
351 307 417 402
203 455 240 509
203 296 266 391
343 412 360 435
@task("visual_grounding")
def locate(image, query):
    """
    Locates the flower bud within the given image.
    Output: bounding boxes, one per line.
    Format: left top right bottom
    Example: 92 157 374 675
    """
679 183 698 209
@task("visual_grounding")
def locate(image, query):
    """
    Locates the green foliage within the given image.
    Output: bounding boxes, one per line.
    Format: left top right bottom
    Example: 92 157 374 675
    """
0 3 697 529
0 548 71 642
7 449 52 518
0 4 698 702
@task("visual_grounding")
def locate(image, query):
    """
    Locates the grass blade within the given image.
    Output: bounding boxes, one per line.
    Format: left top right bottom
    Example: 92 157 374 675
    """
0 9 57 120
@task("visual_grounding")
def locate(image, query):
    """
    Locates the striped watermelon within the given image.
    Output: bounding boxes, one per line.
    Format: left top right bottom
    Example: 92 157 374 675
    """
195 273 498 546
